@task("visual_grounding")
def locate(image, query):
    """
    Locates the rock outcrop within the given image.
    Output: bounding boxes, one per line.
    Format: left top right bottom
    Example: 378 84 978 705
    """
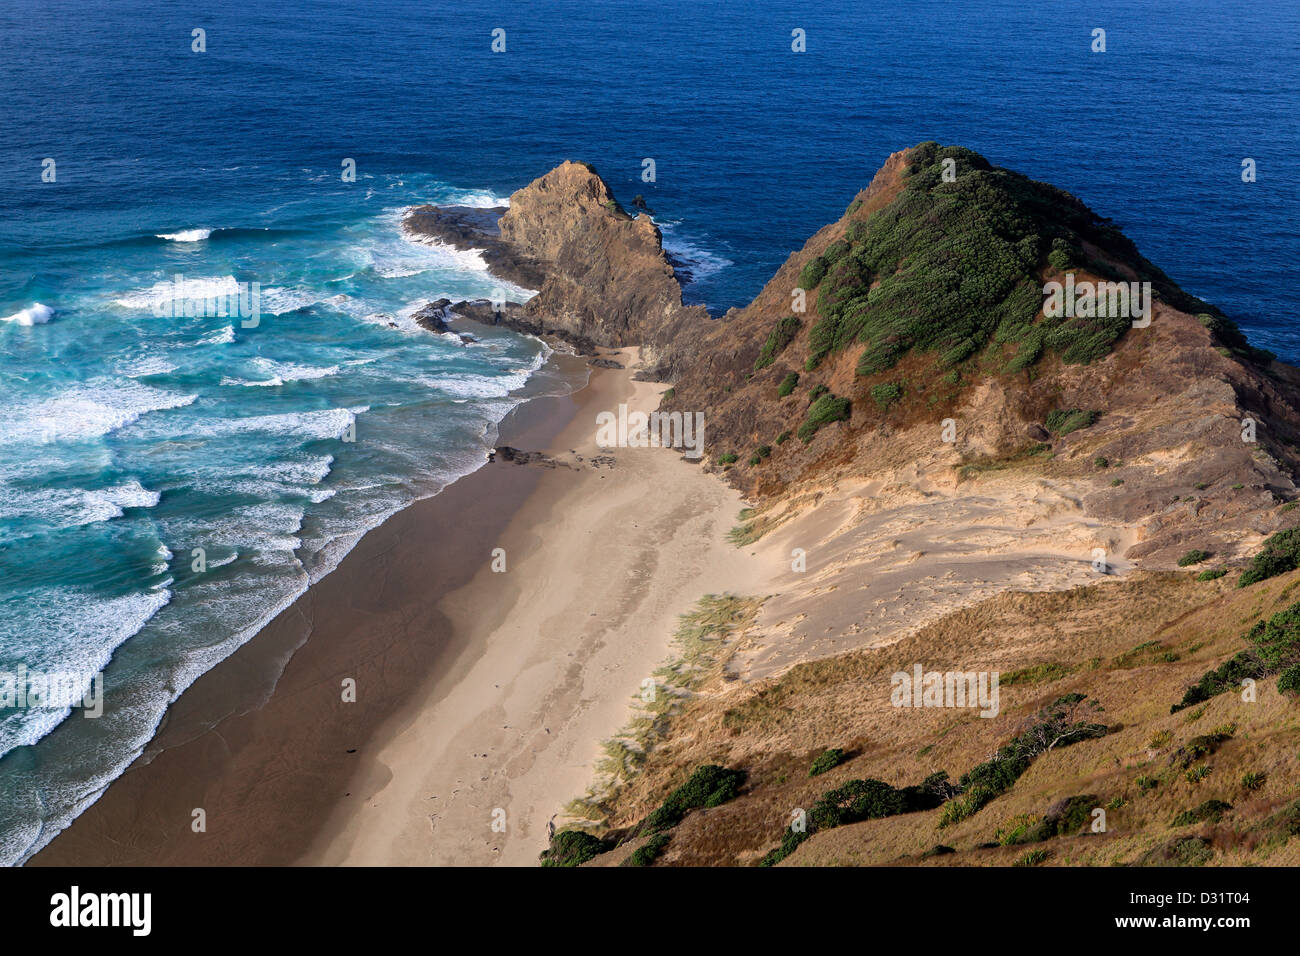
404 161 707 375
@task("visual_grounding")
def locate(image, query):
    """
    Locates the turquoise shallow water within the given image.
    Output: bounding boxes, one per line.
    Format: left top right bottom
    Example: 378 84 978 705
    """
0 174 574 864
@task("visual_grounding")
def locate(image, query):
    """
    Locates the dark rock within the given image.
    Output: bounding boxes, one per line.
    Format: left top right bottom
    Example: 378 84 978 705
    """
921 844 956 858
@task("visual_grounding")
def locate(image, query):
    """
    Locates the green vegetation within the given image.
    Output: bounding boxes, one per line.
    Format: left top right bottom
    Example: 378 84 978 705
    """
1171 799 1232 827
540 829 608 867
754 316 802 371
748 445 773 467
1241 771 1267 792
717 452 738 465
1178 549 1210 567
1279 663 1300 695
643 764 746 834
1000 662 1073 686
775 430 791 445
777 372 799 397
947 694 1108 825
808 383 829 403
766 693 1110 865
798 394 851 443
1044 408 1100 437
1238 528 1300 587
794 142 1224 375
1094 456 1109 468
809 747 847 777
870 382 903 411
1012 848 1050 867
622 832 670 867
1172 600 1300 711
1197 568 1227 581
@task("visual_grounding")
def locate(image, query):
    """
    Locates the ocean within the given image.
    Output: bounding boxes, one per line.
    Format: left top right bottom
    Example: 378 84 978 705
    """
0 0 1296 864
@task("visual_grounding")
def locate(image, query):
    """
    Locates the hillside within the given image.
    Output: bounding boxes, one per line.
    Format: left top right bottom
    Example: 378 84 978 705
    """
526 144 1300 868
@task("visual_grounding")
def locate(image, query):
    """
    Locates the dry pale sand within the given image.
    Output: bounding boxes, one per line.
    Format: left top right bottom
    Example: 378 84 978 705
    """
727 459 1142 682
301 348 760 865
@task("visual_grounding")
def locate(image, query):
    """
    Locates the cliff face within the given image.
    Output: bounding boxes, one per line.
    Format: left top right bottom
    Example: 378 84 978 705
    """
404 161 707 375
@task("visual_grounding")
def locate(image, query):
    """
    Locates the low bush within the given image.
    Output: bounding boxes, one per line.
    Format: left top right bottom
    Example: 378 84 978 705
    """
1044 408 1100 436
1238 528 1300 587
798 394 851 443
754 316 803 371
870 382 904 411
540 829 608 867
809 747 847 777
642 764 746 833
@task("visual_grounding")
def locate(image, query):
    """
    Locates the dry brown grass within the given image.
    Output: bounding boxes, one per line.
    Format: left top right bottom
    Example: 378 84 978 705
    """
580 567 1300 866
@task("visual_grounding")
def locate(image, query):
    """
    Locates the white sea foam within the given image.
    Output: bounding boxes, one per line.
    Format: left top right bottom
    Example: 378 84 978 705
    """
0 586 172 758
114 275 241 311
0 479 161 535
659 225 732 282
119 354 180 378
198 324 236 345
156 228 212 242
220 358 341 388
0 381 198 446
2 303 54 325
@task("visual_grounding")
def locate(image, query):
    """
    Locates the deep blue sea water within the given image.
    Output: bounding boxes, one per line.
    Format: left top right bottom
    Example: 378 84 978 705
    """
1 0 1296 864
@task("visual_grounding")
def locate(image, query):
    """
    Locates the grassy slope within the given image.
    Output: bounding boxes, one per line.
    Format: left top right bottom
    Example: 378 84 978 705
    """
580 568 1300 866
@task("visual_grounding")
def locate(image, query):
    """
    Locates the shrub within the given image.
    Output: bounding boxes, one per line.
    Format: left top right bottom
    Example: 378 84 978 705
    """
1022 795 1097 841
1170 799 1231 827
996 813 1039 846
622 832 670 867
717 452 738 465
1012 848 1050 867
1172 600 1300 710
1136 775 1159 792
1197 568 1227 581
1044 408 1100 436
754 316 803 371
1238 528 1300 586
1241 771 1267 792
1279 663 1300 695
1111 478 1124 486
777 372 799 397
808 383 829 403
1094 456 1109 468
1178 549 1210 567
871 382 904 411
759 827 809 867
775 430 791 445
642 764 746 833
809 748 847 777
540 829 608 867
747 445 772 468
938 786 998 828
798 257 828 291
798 394 851 443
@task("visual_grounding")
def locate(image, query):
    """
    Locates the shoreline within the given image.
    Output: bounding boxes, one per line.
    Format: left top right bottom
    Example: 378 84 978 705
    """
31 347 755 866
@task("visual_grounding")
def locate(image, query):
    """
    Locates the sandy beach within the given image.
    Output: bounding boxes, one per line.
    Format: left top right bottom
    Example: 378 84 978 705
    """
33 348 755 866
